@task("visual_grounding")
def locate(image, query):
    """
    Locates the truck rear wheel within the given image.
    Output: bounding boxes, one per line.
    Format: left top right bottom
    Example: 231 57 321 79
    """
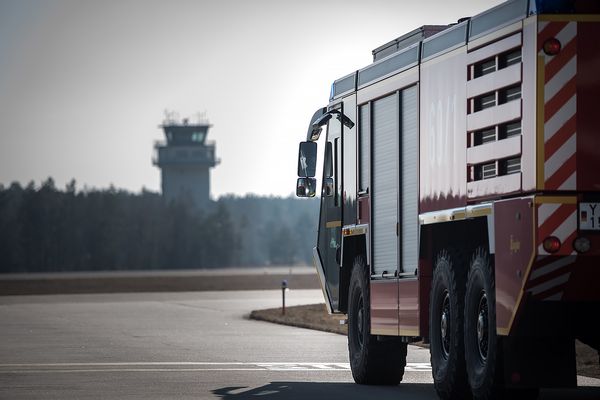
464 248 497 400
348 256 407 385
429 249 469 400
464 249 539 400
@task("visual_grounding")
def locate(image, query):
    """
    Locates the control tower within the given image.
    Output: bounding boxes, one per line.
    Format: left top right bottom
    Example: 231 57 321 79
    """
153 114 219 208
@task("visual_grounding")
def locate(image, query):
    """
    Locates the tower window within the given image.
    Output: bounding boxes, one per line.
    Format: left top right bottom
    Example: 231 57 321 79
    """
191 132 205 142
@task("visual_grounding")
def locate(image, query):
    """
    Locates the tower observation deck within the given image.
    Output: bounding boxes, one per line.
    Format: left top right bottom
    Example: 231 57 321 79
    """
153 115 219 207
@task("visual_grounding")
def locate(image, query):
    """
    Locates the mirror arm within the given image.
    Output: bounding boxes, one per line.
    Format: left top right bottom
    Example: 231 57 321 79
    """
306 109 355 141
336 112 355 129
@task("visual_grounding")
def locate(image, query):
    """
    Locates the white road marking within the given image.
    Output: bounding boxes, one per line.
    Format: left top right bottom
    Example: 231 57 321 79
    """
2 362 598 388
405 362 432 371
0 361 432 373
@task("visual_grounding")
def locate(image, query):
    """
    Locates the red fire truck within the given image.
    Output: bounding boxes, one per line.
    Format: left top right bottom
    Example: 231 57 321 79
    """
296 0 600 398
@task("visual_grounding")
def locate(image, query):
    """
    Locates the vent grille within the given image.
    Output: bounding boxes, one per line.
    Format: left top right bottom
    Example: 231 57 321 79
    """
499 121 521 139
474 92 497 111
499 49 521 68
482 162 497 179
502 157 521 175
467 40 523 186
500 85 521 104
474 127 496 145
474 58 496 78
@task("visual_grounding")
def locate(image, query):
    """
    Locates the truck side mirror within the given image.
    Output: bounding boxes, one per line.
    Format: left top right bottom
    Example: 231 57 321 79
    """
297 141 317 177
296 177 316 197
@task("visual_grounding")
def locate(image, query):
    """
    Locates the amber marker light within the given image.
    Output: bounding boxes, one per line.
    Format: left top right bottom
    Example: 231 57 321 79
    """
543 37 561 55
543 236 561 253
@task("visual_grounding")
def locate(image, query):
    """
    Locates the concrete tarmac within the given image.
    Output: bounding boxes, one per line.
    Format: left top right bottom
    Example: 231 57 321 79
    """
0 290 598 399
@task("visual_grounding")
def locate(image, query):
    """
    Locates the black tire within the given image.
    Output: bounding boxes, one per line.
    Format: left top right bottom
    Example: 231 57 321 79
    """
464 248 498 400
348 256 407 385
464 249 539 400
429 249 470 400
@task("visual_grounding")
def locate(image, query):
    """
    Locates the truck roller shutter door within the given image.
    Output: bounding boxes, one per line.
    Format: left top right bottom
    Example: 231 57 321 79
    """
401 85 418 275
372 94 398 276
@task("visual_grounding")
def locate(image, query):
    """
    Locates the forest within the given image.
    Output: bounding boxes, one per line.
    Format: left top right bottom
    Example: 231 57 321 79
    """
0 179 319 273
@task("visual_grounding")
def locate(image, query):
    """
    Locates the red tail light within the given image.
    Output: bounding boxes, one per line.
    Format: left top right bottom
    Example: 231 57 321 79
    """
543 38 561 55
543 236 561 253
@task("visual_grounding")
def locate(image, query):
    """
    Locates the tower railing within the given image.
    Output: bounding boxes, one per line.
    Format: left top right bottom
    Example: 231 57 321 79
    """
153 140 216 147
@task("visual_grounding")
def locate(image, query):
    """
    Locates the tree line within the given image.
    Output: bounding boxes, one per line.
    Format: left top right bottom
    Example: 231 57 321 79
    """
0 179 319 273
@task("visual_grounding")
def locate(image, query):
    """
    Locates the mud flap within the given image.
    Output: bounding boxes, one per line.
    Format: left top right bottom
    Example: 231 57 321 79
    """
500 335 576 389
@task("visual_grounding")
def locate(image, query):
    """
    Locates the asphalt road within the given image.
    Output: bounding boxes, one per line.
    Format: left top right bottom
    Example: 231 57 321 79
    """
0 290 598 399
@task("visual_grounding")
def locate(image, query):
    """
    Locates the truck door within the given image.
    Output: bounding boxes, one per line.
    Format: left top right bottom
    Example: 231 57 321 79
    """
316 111 343 312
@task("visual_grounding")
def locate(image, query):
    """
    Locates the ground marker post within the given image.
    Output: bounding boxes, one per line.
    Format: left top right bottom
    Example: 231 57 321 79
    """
281 280 288 315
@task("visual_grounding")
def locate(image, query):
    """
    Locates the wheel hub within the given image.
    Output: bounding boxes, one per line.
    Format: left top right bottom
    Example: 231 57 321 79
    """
441 312 448 340
356 296 364 348
440 292 451 358
477 292 488 361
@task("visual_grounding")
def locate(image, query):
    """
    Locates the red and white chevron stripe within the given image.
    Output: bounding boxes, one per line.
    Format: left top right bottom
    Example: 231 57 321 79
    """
533 200 577 300
537 201 577 255
538 21 577 190
527 255 576 301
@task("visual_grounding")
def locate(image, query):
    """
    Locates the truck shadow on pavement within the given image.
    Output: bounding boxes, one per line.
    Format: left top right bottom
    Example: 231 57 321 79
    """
212 382 600 400
212 382 434 400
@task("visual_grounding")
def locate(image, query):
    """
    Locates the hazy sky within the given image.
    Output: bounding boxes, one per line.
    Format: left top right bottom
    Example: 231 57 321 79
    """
0 0 503 197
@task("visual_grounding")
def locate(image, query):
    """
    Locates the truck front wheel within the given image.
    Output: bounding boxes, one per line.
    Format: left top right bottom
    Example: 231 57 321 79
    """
429 249 469 400
348 256 407 385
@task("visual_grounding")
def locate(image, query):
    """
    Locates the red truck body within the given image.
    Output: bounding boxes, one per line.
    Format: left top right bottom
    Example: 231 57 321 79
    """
296 0 600 398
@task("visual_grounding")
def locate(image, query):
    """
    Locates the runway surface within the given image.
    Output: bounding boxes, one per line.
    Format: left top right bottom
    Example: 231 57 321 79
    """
1 290 598 399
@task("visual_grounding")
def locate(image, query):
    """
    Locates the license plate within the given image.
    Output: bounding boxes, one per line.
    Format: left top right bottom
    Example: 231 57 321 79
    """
579 202 600 231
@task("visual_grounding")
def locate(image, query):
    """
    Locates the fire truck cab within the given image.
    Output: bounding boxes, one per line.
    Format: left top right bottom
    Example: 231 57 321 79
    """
296 0 600 399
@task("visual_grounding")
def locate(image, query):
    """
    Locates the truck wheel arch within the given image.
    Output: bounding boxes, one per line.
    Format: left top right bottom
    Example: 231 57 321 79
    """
419 216 491 340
